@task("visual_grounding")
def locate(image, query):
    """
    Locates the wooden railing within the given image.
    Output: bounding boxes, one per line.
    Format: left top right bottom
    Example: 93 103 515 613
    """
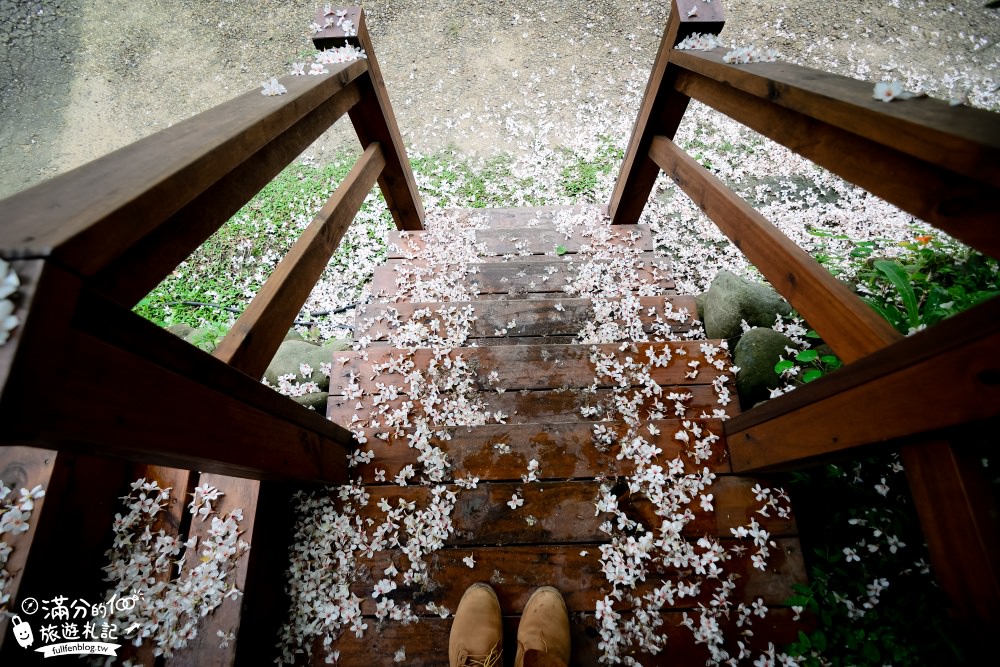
610 0 1000 627
0 7 421 655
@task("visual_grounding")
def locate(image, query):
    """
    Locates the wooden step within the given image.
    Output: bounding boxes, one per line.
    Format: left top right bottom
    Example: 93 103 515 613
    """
351 419 731 483
355 295 699 343
329 341 734 395
323 608 804 667
329 385 726 426
370 254 674 302
387 224 655 260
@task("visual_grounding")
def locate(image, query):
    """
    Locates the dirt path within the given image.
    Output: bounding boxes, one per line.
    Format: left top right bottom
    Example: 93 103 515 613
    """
0 0 997 199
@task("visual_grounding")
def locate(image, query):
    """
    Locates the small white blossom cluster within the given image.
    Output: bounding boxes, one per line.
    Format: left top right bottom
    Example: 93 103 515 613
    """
0 482 45 607
312 7 358 37
0 259 20 346
100 478 248 657
676 32 725 51
723 46 780 64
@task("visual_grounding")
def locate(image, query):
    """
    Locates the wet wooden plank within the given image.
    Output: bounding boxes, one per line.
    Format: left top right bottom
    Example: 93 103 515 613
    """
352 478 796 544
349 539 805 615
371 254 674 301
356 296 699 342
329 341 733 395
169 474 259 667
328 384 728 426
324 607 805 667
354 419 732 483
387 224 654 259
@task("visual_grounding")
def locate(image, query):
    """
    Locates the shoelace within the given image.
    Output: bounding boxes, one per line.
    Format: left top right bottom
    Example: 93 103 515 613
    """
460 642 502 667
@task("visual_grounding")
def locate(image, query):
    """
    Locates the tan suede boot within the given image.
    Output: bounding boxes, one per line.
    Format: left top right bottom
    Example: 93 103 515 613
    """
514 586 571 667
449 583 503 667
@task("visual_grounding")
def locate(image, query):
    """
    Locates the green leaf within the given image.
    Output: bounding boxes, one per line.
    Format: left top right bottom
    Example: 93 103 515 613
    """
862 641 881 662
796 349 819 362
775 359 795 374
813 630 827 652
797 631 812 650
555 244 567 256
806 329 822 339
874 259 921 327
820 355 841 368
803 369 823 383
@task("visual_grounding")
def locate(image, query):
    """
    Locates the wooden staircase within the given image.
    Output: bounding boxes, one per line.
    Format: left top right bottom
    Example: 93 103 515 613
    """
312 206 806 665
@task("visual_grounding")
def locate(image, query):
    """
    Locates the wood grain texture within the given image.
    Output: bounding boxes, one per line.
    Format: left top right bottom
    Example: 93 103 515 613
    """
93 80 365 307
0 446 57 650
0 61 369 270
649 134 900 361
387 225 654 259
346 10 425 231
356 296 698 342
673 68 1000 259
325 608 805 667
370 254 674 301
353 419 732 483
608 0 725 225
329 384 726 426
214 143 385 378
329 341 732 395
168 474 260 667
727 296 1000 471
669 48 1000 188
353 478 796 544
349 540 805 616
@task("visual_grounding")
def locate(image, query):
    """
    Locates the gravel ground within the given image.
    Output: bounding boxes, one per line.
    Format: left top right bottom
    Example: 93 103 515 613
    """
0 0 997 199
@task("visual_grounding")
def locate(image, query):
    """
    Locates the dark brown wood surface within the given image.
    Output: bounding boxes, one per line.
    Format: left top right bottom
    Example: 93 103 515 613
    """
669 48 1000 188
215 143 385 378
607 0 725 225
0 60 369 271
649 134 900 360
673 67 1000 260
356 295 698 341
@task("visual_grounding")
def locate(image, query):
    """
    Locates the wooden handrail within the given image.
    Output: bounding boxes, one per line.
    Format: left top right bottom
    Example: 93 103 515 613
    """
0 7 423 484
611 0 1000 626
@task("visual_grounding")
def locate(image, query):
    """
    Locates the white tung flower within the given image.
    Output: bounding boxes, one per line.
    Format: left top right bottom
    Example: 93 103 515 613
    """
873 80 904 102
260 77 288 97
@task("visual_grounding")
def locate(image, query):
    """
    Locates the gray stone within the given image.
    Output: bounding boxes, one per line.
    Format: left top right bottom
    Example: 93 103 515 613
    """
166 323 193 338
264 338 353 390
734 327 794 409
701 271 792 341
183 327 224 353
291 391 329 412
284 328 305 342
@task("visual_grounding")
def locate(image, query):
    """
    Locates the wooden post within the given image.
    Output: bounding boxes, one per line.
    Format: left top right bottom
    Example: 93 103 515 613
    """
607 0 725 225
313 7 425 231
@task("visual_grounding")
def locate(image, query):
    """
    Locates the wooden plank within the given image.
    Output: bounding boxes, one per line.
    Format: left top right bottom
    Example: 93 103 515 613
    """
356 296 699 342
608 0 725 225
649 134 900 361
335 9 425 231
0 446 57 649
672 68 1000 260
900 440 1000 625
0 60 369 270
168 474 260 667
329 384 726 426
354 419 732 483
353 478 796 544
436 205 601 230
349 540 805 615
214 143 385 378
370 254 674 300
325 608 805 667
387 224 654 259
726 296 1000 471
669 48 1000 189
329 341 732 395
95 80 364 307
38 327 349 482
